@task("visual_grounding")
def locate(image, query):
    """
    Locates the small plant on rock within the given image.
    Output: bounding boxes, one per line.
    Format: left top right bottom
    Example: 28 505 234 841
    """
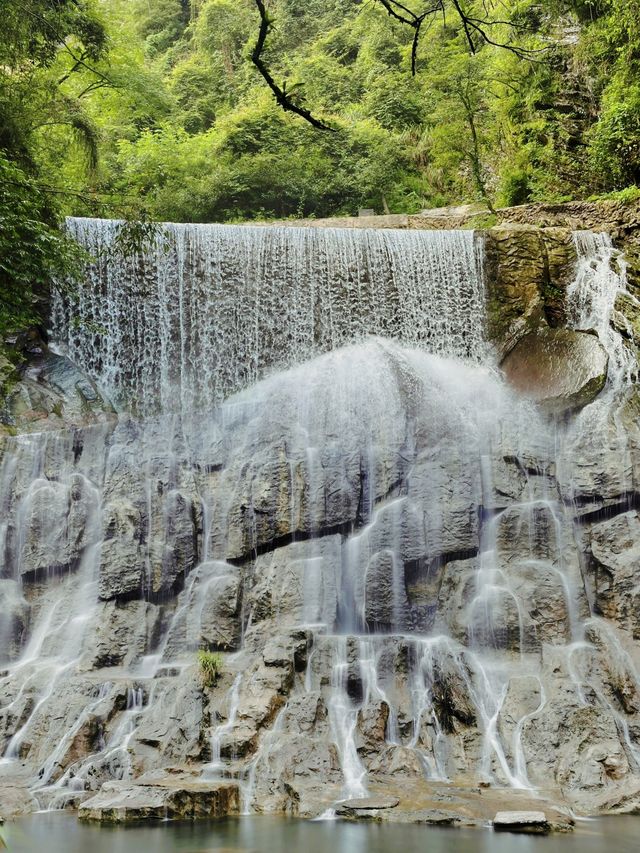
197 650 223 689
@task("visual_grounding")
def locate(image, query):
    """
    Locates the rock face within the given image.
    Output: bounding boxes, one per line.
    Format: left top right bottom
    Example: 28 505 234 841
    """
1 339 115 435
501 327 609 413
484 225 578 358
1 334 640 825
589 512 640 638
1 222 640 831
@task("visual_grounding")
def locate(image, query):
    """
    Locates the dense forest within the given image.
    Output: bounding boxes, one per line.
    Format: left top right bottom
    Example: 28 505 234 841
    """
2 0 640 336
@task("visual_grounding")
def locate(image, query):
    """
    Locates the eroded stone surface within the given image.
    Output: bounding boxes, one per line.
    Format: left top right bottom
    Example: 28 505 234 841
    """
78 779 239 823
501 327 608 412
493 810 550 833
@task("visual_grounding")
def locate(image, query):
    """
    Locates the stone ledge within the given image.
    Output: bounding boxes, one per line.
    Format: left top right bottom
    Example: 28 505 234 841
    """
78 779 240 823
493 810 550 834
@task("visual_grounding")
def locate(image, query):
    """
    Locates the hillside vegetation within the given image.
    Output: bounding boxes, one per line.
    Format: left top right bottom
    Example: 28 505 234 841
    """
2 1 640 338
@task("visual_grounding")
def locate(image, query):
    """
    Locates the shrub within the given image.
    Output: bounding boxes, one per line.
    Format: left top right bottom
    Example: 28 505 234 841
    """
0 155 85 342
197 650 223 689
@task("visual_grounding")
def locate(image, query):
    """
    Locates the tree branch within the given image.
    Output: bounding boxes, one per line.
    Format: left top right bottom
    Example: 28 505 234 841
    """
19 4 115 89
376 0 444 75
251 0 334 131
373 0 544 73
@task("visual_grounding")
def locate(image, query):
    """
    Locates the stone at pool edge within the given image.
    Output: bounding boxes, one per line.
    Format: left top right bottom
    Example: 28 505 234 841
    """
493 810 550 834
77 780 240 824
501 326 609 414
335 796 400 815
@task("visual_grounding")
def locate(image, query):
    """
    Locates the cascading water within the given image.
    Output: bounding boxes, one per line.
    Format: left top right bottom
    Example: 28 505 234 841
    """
1 220 640 821
52 219 487 412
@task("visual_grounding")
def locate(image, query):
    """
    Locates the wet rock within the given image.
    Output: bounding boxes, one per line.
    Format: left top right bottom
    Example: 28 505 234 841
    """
99 500 146 600
80 600 160 669
430 658 477 733
367 744 425 779
407 450 479 559
0 580 29 661
280 692 328 736
147 488 197 597
555 705 632 795
163 561 242 655
1 350 115 433
19 473 100 580
364 551 410 631
493 810 550 833
613 291 640 345
129 669 205 770
356 701 389 754
3 678 128 780
78 779 239 822
557 386 640 510
335 795 400 817
583 619 640 715
412 809 464 825
484 225 577 358
591 780 640 814
250 733 342 816
263 631 309 671
497 676 543 765
248 536 342 627
433 557 477 642
28 353 112 418
589 511 640 638
0 784 39 818
501 327 608 413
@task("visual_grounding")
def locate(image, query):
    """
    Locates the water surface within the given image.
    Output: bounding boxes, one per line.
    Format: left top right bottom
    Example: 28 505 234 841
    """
4 814 640 853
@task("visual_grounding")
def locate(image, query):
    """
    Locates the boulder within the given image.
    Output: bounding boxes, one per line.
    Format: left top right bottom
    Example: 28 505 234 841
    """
78 779 239 822
335 795 400 817
1 350 115 433
493 810 550 833
501 327 608 413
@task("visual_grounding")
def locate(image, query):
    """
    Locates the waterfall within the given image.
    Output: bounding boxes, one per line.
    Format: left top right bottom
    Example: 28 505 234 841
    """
2 220 640 820
568 231 633 384
52 219 487 412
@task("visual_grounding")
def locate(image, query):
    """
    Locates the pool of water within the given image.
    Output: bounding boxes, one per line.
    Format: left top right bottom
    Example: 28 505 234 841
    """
3 814 640 853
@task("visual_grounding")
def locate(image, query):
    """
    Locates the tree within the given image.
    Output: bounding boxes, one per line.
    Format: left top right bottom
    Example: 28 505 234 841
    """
0 2 109 343
249 0 540 130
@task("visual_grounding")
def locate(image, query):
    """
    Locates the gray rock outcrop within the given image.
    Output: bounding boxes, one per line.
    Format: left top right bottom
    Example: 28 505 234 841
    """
501 327 609 413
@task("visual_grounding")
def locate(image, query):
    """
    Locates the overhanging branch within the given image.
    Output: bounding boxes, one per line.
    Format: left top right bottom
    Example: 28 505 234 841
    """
251 0 334 131
374 0 544 73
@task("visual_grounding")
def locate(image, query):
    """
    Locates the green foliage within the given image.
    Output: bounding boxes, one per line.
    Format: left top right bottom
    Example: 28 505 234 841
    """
3 0 640 294
197 650 223 689
0 156 84 340
590 80 640 188
588 186 640 204
0 1 107 351
110 219 169 258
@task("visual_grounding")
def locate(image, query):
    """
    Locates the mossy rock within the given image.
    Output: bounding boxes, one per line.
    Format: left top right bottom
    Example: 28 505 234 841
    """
484 225 577 359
